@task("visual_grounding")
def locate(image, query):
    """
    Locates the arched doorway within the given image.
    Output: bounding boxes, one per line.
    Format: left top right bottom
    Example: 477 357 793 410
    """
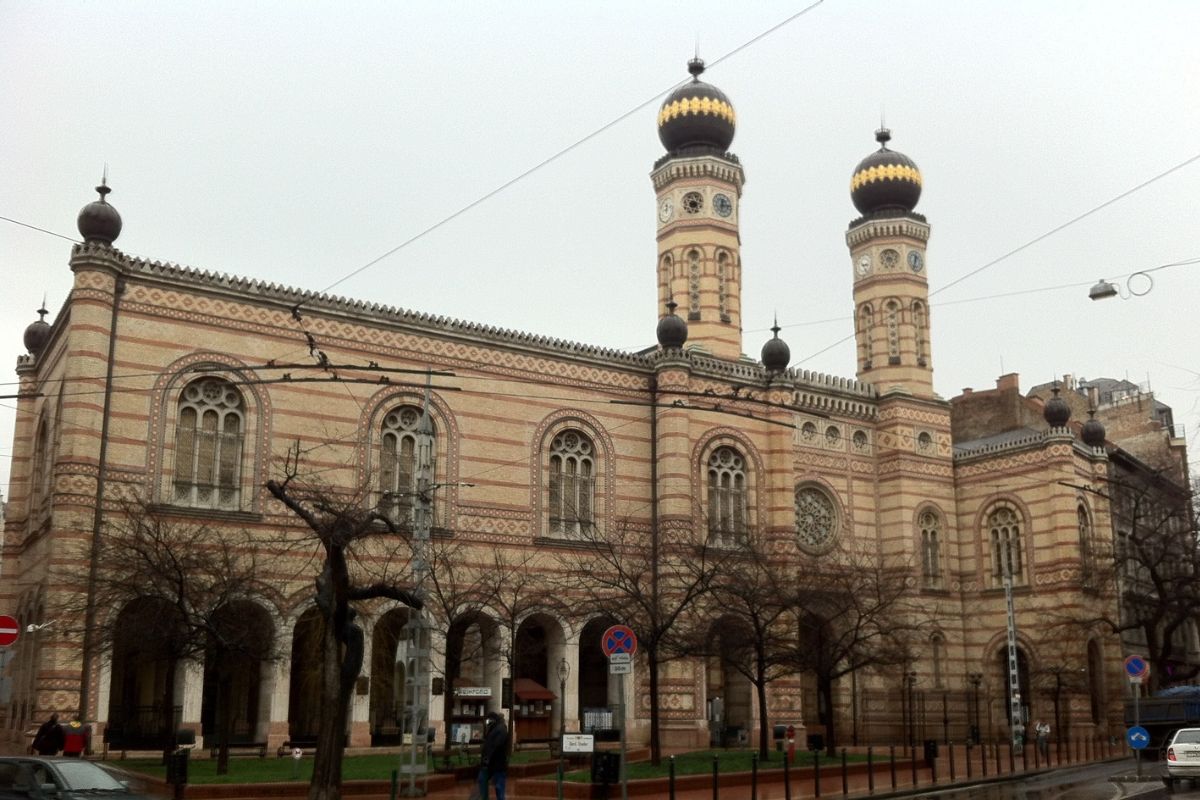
370 608 413 745
705 619 754 747
996 646 1031 725
201 600 274 746
106 598 186 749
578 618 616 736
513 614 566 743
442 612 500 747
288 607 325 743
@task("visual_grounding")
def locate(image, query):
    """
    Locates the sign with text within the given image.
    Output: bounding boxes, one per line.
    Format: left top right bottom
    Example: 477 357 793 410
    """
610 661 632 675
562 734 595 753
608 653 631 664
454 686 492 697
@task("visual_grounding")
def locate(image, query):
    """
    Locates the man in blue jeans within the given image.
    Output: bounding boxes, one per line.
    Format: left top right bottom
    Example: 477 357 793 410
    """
478 711 509 800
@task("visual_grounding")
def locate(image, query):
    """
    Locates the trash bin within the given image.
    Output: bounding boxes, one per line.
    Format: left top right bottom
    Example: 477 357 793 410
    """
923 739 938 766
807 733 824 752
591 751 620 784
773 724 787 752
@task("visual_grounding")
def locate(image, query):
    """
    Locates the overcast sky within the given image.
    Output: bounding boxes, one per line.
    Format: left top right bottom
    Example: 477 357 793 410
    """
2 1 1199 496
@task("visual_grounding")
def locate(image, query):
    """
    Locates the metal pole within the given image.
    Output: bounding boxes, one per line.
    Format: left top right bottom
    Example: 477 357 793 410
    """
751 751 757 800
783 751 791 800
813 750 820 797
1134 681 1141 778
619 675 628 800
889 745 896 790
867 746 874 794
712 755 719 800
669 755 676 800
841 749 848 796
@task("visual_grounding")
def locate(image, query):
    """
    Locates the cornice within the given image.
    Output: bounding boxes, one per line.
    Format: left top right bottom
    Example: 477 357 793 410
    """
845 215 931 247
651 154 745 191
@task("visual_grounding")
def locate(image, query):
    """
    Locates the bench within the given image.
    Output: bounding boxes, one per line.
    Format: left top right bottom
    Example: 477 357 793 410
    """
209 742 268 759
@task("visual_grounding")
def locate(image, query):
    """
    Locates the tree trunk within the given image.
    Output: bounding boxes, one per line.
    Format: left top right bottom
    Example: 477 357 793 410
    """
819 675 837 758
217 671 233 776
308 615 349 800
160 658 178 765
648 646 661 765
755 671 770 761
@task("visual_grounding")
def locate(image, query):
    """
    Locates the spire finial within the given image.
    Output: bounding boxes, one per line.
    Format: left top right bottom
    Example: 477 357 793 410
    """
96 166 111 202
666 296 678 315
875 125 891 148
687 55 705 80
771 313 781 338
38 293 48 320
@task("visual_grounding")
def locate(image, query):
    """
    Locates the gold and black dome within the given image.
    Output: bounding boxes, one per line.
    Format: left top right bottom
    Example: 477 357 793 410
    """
850 127 922 215
658 58 736 154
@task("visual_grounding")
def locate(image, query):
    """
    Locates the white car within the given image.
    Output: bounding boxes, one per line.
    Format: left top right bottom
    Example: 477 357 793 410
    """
1164 728 1200 790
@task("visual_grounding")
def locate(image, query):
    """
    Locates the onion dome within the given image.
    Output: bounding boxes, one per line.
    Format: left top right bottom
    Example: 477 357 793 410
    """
77 179 122 245
1081 409 1106 448
850 127 922 215
1043 386 1071 428
656 298 688 349
657 58 736 154
23 304 51 355
761 319 790 372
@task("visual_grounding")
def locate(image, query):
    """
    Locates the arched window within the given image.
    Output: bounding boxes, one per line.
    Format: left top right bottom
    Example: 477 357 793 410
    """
988 505 1024 585
919 510 943 588
931 633 946 687
717 251 729 320
912 300 928 365
31 415 50 505
549 430 595 536
660 253 673 300
858 304 874 369
688 249 702 319
173 378 245 510
998 647 1031 723
707 446 747 542
380 405 436 525
884 300 901 361
1078 505 1093 586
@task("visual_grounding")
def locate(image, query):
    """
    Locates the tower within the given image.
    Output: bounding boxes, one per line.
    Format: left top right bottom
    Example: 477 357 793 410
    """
651 58 745 361
846 128 932 396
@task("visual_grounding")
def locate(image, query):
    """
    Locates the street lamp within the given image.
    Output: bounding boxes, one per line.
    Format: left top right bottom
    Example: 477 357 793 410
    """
905 671 918 758
557 657 570 745
968 673 982 744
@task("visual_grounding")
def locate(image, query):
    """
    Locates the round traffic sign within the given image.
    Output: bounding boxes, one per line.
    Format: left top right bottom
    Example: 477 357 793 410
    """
1127 725 1150 750
1124 655 1149 680
0 615 19 647
601 625 637 657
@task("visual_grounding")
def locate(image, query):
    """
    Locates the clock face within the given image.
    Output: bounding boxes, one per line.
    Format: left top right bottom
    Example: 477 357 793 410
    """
908 250 924 272
713 193 733 218
658 197 674 223
856 254 872 276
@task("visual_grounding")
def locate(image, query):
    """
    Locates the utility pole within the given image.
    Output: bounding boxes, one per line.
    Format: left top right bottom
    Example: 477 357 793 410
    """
401 375 435 797
1003 553 1022 749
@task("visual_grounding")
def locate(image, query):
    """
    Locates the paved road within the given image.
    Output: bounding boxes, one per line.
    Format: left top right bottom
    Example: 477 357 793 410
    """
915 759 1166 800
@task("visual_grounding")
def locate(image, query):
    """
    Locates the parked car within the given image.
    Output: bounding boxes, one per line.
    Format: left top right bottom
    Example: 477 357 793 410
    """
0 757 159 799
1164 727 1200 791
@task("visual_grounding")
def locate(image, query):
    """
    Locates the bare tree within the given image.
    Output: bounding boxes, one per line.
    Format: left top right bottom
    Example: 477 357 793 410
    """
788 547 932 756
66 498 273 771
267 450 421 800
558 518 729 765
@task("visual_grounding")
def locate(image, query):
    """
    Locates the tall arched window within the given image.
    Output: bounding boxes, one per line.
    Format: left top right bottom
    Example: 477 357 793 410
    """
660 253 673 301
884 300 901 361
549 430 595 536
912 301 928 365
31 416 50 505
919 510 943 588
717 251 730 320
1078 505 1094 586
688 249 702 319
380 405 436 525
858 304 874 369
988 505 1024 585
707 446 747 542
173 378 245 510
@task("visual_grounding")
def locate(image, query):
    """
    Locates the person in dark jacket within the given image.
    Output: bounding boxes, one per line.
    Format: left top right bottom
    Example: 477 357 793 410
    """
477 711 509 800
30 713 63 756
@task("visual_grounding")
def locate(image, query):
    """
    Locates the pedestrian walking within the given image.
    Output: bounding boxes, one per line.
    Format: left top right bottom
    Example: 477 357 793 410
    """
30 713 63 756
476 711 509 800
1035 720 1051 761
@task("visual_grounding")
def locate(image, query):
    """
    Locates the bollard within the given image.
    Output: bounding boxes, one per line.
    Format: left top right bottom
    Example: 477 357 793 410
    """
841 749 848 796
557 760 564 800
1007 741 1015 774
390 768 398 800
712 755 719 800
867 746 875 794
889 745 896 790
949 741 955 782
910 745 917 787
994 741 1001 775
784 750 792 800
1034 741 1040 769
751 752 758 800
814 750 821 798
966 742 972 779
669 755 676 800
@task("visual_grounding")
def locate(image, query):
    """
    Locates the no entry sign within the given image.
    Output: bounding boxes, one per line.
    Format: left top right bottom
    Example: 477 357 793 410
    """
0 615 20 647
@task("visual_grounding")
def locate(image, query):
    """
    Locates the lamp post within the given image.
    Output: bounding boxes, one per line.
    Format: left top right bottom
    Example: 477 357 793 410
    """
557 657 570 749
968 673 982 744
905 672 918 759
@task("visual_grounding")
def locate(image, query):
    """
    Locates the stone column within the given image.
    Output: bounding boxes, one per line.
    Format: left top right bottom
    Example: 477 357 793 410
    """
347 622 373 747
176 659 204 750
263 627 292 751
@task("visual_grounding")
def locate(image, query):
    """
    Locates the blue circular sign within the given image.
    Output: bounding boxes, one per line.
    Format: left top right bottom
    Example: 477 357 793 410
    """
1124 655 1149 679
1127 726 1150 750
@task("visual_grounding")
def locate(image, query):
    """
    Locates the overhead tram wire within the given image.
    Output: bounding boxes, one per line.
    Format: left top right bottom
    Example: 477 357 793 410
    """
291 0 827 311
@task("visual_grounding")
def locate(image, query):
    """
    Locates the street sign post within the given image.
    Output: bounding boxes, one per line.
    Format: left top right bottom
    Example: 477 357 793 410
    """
0 616 19 648
601 625 637 800
609 662 632 675
1127 726 1150 750
562 734 595 754
1124 655 1149 681
601 625 637 658
1124 655 1150 778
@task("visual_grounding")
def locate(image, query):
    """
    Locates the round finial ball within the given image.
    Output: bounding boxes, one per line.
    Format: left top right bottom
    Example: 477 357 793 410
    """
850 128 922 215
1043 390 1071 428
656 302 688 349
23 316 51 355
761 329 790 372
1081 413 1106 448
77 183 122 244
658 59 736 153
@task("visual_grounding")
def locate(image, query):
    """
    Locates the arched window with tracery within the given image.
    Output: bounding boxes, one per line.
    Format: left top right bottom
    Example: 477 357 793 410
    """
31 415 49 506
380 405 436 526
919 509 943 588
1078 504 1094 586
707 446 747 542
884 300 901 361
988 505 1024 585
688 249 702 319
912 301 928 365
549 430 595 536
660 253 673 301
173 378 245 510
857 304 874 369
